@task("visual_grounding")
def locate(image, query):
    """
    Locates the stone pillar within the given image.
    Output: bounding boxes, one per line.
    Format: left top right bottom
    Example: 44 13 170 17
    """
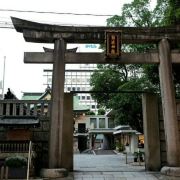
158 38 180 166
49 38 65 168
62 93 73 171
142 93 161 171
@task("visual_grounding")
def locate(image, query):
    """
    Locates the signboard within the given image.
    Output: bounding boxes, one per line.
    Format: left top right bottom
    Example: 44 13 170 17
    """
85 44 97 48
105 30 122 58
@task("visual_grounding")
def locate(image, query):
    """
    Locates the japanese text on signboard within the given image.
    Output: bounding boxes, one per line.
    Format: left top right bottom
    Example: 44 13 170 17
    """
105 31 122 58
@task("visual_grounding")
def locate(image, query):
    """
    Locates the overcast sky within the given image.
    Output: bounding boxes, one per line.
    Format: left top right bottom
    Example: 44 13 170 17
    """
0 0 156 98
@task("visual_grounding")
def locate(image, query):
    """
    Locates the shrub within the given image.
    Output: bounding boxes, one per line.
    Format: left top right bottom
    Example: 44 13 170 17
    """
5 156 27 168
134 151 144 157
133 151 145 162
85 111 95 115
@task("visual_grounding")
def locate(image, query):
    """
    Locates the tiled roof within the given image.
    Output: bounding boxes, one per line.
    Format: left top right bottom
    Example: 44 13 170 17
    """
21 92 43 100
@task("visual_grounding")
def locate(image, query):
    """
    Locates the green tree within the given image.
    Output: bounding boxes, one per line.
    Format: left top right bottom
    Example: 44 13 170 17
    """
90 64 128 107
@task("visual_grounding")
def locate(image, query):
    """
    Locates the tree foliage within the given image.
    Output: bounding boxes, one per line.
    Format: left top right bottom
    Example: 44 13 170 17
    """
90 0 179 132
162 0 180 25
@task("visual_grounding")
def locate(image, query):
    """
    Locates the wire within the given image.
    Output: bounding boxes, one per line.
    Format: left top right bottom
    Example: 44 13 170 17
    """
0 8 175 19
0 8 114 17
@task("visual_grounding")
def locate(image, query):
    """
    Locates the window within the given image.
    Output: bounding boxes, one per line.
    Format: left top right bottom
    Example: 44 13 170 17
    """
90 118 97 129
99 118 105 128
72 78 76 83
81 79 86 84
87 96 90 100
82 96 85 100
91 105 95 109
108 118 115 128
67 87 71 91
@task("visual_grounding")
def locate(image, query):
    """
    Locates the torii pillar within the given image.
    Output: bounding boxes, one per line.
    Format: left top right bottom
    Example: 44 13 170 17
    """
159 39 180 175
49 38 65 168
40 39 74 178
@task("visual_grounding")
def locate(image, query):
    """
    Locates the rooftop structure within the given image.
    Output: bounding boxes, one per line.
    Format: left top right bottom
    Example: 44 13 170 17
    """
113 125 141 135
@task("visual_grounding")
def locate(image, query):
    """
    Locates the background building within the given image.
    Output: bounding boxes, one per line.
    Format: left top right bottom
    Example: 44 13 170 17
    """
43 64 99 114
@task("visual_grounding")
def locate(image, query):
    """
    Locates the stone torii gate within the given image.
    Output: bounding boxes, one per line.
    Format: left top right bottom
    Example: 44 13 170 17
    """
11 17 180 176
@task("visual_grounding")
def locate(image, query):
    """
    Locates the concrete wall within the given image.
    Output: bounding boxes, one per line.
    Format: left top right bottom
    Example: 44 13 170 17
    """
74 115 112 130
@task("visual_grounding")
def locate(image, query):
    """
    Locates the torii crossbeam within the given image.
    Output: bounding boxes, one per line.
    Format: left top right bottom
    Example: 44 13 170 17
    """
11 17 180 43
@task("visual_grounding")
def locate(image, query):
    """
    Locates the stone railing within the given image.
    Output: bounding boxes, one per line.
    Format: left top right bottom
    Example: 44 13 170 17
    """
0 100 51 117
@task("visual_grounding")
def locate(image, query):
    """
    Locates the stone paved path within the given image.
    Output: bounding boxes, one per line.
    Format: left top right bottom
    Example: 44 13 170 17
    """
74 153 144 172
73 153 180 180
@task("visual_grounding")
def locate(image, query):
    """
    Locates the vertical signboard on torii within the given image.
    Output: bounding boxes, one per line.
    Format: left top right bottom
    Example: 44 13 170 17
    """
105 30 122 58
